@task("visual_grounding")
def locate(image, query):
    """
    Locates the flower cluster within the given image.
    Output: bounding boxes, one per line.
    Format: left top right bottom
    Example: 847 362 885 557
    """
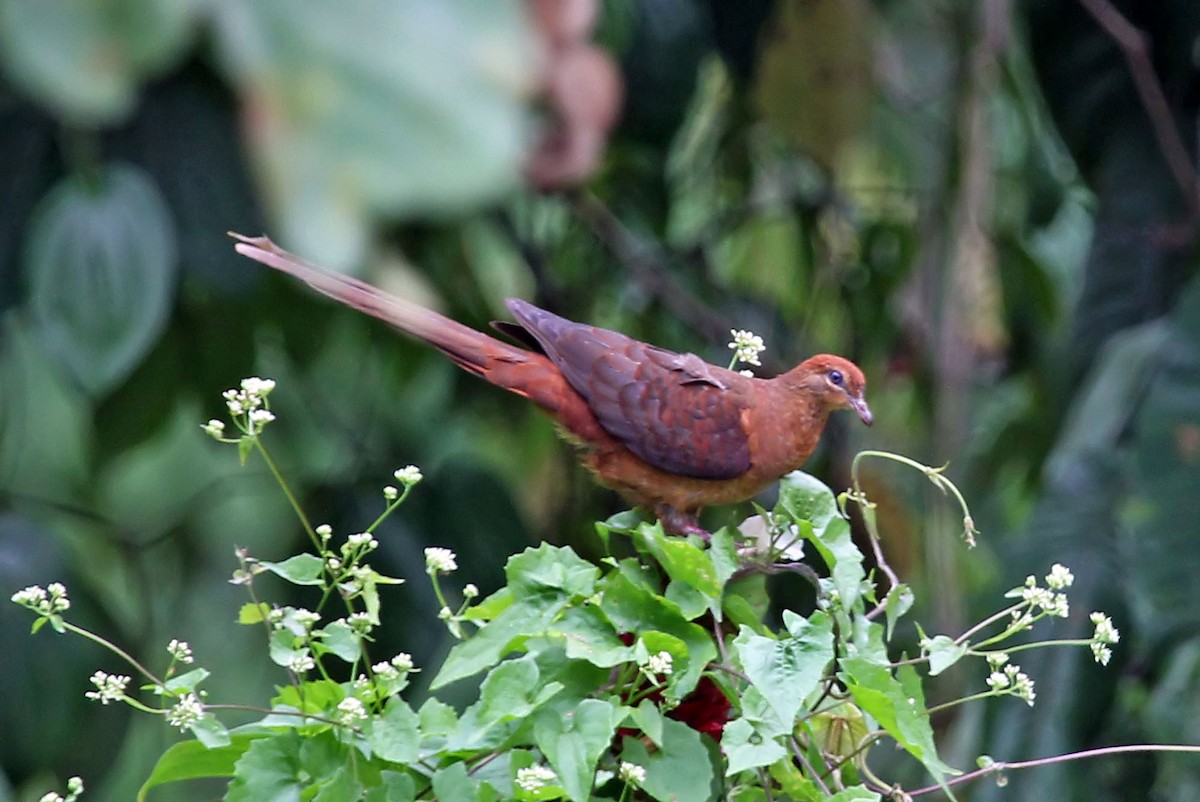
204 376 277 439
646 650 674 677
166 639 194 664
984 653 1035 706
336 697 368 726
618 762 647 785
1007 565 1072 624
1090 612 1120 666
38 776 83 802
11 582 70 616
728 329 766 368
84 670 130 704
167 693 205 730
425 547 458 574
516 765 558 792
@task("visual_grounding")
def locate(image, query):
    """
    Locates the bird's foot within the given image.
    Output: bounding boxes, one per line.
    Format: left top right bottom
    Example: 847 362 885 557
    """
655 505 712 542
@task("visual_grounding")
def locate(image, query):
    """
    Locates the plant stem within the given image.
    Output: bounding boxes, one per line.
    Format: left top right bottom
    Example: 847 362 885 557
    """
63 621 163 687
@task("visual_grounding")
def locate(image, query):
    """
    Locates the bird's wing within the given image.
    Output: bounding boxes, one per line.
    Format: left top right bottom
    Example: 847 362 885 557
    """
506 300 752 479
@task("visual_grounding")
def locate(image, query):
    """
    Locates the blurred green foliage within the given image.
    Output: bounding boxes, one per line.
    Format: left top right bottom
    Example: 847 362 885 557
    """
0 0 1198 800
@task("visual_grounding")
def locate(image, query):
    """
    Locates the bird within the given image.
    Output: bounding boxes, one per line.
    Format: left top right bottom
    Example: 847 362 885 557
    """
231 234 872 537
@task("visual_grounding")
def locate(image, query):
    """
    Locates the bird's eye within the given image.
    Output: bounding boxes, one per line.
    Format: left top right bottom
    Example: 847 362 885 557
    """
829 370 844 386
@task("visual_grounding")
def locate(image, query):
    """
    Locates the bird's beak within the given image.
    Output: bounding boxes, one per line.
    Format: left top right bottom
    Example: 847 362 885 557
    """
849 395 873 426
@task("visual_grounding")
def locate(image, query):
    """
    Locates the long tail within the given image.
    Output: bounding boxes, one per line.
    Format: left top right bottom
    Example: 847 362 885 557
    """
230 234 567 409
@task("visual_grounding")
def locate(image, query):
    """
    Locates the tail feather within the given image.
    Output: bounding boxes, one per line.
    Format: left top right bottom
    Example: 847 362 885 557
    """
232 233 547 395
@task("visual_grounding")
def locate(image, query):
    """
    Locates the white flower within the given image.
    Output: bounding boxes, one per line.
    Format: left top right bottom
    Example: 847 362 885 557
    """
241 377 276 397
394 465 423 485
167 693 205 730
437 606 453 620
39 777 83 802
516 766 557 792
291 608 321 628
986 671 1009 691
287 651 315 673
46 583 70 613
249 408 275 426
372 661 400 681
739 369 755 378
344 532 378 552
728 329 766 367
618 762 646 784
1045 564 1074 590
390 652 415 672
167 639 194 664
1090 612 1119 665
201 419 226 438
85 671 130 704
1090 612 1120 644
646 651 674 677
425 547 458 574
336 697 367 726
11 584 48 608
463 583 479 599
383 485 399 502
347 612 374 633
986 652 1009 669
316 524 333 541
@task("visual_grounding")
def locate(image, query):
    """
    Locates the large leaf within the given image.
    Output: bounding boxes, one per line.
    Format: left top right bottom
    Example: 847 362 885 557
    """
213 0 537 267
0 0 194 123
25 163 178 397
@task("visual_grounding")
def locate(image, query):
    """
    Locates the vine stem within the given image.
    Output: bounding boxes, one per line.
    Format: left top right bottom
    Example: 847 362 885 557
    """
253 440 317 548
63 621 163 687
907 744 1200 798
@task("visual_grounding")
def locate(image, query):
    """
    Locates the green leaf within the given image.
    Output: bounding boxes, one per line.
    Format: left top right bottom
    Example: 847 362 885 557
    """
364 771 416 802
598 568 717 697
260 553 326 586
828 789 882 802
137 735 261 801
25 164 177 396
723 718 788 775
239 602 272 625
533 698 620 802
924 635 968 676
431 762 476 802
620 718 718 802
164 667 210 694
777 472 866 608
630 699 664 748
226 731 307 802
841 657 956 783
317 619 362 663
724 575 769 630
883 584 914 639
433 592 572 689
708 526 741 591
369 698 420 763
273 680 344 715
471 655 563 735
0 0 193 123
218 1 536 267
552 605 633 668
733 611 834 724
419 697 459 737
314 765 363 802
640 527 722 601
505 543 599 598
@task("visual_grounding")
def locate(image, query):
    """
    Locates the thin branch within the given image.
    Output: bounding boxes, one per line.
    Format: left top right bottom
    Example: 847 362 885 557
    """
907 743 1200 798
1078 0 1200 218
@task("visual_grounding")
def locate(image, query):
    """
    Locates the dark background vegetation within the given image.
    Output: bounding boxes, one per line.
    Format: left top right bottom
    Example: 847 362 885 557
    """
1 1 1199 799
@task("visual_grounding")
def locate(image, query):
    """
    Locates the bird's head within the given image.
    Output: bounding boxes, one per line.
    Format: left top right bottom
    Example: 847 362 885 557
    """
793 355 872 425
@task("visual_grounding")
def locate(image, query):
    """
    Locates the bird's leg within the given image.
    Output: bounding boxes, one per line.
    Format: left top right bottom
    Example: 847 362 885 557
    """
654 504 712 542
